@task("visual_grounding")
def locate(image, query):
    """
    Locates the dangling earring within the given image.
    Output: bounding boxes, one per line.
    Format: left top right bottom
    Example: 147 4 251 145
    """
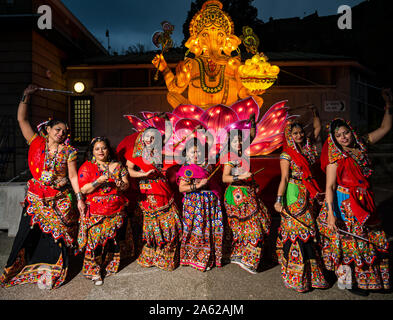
92 155 96 163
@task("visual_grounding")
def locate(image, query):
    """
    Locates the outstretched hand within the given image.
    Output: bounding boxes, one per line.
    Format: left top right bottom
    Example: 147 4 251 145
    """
23 84 38 96
152 54 168 72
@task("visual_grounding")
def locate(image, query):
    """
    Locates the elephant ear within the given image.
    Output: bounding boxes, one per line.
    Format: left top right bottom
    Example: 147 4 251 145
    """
185 36 201 56
223 34 242 56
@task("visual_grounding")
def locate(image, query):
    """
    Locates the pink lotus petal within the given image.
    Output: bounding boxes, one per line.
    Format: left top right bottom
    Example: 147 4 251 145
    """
166 113 180 126
246 141 271 156
124 115 149 131
174 118 207 142
224 119 252 132
248 133 284 156
230 97 260 121
201 105 239 132
259 100 288 123
253 101 289 145
173 104 205 121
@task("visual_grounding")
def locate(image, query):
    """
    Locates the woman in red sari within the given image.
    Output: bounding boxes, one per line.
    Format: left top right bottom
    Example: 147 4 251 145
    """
77 137 129 285
317 88 392 295
125 126 182 271
0 84 85 289
274 108 329 292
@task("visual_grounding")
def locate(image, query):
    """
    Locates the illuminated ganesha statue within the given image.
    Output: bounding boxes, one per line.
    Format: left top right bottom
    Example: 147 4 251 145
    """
126 0 289 157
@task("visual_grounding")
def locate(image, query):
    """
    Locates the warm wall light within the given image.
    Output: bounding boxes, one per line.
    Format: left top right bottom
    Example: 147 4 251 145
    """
73 82 85 93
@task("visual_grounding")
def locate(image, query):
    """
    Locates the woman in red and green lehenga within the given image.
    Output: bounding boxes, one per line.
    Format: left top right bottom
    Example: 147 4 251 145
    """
125 126 182 271
274 106 329 293
317 88 392 295
177 137 224 272
221 115 271 274
0 84 85 289
77 137 130 286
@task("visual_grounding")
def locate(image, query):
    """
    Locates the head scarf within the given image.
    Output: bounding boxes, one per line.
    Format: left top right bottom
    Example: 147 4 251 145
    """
321 118 377 225
282 121 321 198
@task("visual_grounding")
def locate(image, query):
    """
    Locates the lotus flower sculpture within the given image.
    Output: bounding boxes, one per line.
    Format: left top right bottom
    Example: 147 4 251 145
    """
124 97 290 158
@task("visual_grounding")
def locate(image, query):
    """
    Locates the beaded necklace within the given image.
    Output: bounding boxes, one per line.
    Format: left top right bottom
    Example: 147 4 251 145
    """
196 57 226 94
40 142 59 185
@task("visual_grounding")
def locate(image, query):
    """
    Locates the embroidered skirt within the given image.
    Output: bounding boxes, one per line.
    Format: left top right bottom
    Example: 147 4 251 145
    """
180 191 224 271
276 180 328 292
317 185 390 290
137 198 182 271
224 185 271 273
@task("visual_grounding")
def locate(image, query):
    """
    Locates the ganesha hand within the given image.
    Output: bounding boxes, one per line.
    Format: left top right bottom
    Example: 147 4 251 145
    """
152 54 168 72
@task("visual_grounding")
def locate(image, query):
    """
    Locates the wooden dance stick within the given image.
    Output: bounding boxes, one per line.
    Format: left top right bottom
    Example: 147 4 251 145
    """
38 87 74 94
280 208 313 231
251 167 264 176
173 125 203 148
143 112 168 122
319 222 371 243
206 165 221 182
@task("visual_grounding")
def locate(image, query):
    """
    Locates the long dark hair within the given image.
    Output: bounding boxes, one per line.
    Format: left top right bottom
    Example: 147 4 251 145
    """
87 137 117 162
226 129 251 157
182 137 207 164
38 119 69 139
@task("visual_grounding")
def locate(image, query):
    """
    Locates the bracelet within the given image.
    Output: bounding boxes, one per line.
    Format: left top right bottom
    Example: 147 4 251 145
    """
276 195 283 204
233 175 239 182
190 183 196 192
76 192 84 201
162 67 171 76
20 94 28 104
386 105 393 115
91 180 100 188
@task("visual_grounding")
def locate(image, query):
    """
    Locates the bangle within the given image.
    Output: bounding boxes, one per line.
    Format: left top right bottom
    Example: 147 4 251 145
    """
91 180 100 188
162 67 171 76
233 175 239 182
276 195 283 204
76 192 84 201
20 94 28 104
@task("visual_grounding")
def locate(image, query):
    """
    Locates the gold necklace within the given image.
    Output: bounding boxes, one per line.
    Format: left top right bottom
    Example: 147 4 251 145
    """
196 57 226 94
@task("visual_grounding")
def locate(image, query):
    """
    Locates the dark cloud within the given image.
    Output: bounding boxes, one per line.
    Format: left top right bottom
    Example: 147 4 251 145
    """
62 0 364 52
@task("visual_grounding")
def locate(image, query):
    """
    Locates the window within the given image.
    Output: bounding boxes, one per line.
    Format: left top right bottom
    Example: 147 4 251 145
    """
70 96 92 145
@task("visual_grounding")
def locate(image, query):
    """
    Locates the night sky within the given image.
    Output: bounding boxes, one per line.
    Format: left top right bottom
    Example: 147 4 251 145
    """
61 0 364 53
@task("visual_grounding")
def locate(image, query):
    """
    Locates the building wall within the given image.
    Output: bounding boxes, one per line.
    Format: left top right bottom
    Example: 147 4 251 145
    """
67 63 367 148
31 30 68 125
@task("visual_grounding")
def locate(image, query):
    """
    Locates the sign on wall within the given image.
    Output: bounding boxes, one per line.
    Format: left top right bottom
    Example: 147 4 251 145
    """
324 100 346 112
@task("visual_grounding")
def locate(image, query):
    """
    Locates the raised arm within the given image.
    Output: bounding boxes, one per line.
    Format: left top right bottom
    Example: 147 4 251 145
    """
368 88 393 145
152 55 191 94
17 84 38 142
309 105 322 140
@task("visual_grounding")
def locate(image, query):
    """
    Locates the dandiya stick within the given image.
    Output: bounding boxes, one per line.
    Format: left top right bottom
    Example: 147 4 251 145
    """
319 222 370 243
252 167 265 176
173 126 201 148
206 165 221 181
280 208 313 231
38 87 74 94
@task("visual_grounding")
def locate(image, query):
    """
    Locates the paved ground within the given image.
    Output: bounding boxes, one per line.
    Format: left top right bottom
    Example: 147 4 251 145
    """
0 183 392 302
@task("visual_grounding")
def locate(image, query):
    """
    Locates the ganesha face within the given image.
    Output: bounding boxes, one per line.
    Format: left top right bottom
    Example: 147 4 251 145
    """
185 27 241 62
